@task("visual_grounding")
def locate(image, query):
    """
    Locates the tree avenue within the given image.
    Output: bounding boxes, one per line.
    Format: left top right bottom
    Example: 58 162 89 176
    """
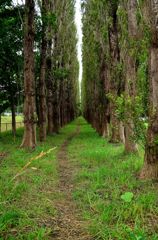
82 0 158 179
1 1 158 239
1 0 158 180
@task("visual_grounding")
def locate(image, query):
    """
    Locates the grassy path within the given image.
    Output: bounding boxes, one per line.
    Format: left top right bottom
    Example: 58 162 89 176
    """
53 123 91 239
0 117 158 239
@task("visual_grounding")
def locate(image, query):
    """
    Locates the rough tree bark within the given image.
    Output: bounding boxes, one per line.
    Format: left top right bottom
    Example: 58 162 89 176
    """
52 75 60 133
21 0 36 148
0 114 1 133
11 97 16 136
124 0 138 152
52 50 60 133
47 36 54 135
96 47 109 138
140 1 158 179
108 1 122 143
39 0 48 141
102 60 110 138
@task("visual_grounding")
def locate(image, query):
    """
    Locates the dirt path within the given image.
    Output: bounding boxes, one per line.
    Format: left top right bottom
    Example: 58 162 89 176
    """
53 125 92 240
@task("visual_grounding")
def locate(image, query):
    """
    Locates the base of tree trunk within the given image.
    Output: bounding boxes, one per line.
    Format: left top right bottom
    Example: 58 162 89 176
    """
11 102 16 137
109 112 122 143
109 126 121 143
125 143 138 153
47 121 54 135
39 123 47 142
20 140 36 149
0 114 1 133
20 125 36 149
102 123 109 138
140 162 158 180
124 123 137 153
119 122 125 144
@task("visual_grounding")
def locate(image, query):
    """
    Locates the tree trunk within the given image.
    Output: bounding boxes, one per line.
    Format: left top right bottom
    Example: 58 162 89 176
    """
124 54 137 152
124 0 138 152
108 2 122 143
39 0 48 142
11 98 16 136
0 114 1 133
102 119 109 138
52 77 60 133
47 37 54 135
21 0 36 148
120 121 125 144
110 108 121 143
140 47 158 179
99 50 109 138
141 1 158 178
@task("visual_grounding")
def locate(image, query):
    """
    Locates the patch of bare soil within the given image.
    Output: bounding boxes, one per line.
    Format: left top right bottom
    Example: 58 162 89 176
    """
53 126 92 240
0 152 7 163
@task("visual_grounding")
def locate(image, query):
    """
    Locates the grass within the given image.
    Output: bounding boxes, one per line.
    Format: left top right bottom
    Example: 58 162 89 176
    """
68 118 158 240
0 121 77 239
0 117 158 239
1 116 24 132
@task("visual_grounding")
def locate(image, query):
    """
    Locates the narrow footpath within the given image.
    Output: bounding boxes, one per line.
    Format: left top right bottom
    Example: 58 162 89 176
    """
53 124 92 240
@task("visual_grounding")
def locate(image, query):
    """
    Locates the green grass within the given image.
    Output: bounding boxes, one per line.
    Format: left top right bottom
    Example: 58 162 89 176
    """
68 118 158 240
0 120 77 239
1 116 24 132
0 117 158 239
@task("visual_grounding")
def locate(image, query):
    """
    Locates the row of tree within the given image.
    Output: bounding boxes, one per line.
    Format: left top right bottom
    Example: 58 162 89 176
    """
82 0 158 179
0 0 79 147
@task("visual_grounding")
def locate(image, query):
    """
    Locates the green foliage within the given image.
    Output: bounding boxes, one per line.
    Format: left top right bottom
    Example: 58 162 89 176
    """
0 2 23 114
51 0 79 118
82 0 109 120
107 93 148 146
54 68 70 80
82 0 150 150
46 12 57 29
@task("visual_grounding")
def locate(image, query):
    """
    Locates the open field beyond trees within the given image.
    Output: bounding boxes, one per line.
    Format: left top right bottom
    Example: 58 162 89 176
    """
1 116 23 132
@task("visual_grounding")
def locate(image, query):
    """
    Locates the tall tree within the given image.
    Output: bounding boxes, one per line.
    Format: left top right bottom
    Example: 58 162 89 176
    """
141 1 158 179
108 0 123 143
21 0 36 148
123 0 138 152
38 0 48 141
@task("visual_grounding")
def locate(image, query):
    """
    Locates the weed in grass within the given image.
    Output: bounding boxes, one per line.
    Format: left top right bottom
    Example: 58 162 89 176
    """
0 210 21 232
